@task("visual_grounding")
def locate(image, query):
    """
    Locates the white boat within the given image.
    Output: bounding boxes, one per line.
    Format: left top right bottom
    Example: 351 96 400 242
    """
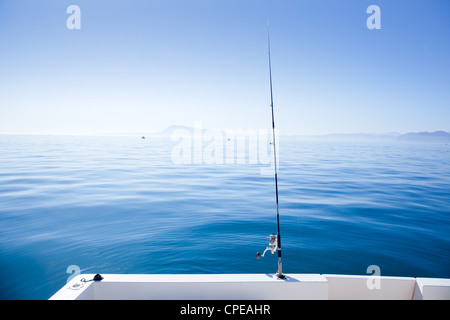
50 273 450 300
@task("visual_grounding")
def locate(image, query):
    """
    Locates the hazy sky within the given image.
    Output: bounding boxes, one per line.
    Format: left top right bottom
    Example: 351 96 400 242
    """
0 0 449 135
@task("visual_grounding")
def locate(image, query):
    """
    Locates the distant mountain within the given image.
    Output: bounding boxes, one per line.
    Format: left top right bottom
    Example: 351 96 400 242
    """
152 126 450 144
397 131 450 143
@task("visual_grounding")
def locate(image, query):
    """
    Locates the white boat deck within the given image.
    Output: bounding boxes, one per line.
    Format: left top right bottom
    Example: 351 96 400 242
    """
50 273 450 300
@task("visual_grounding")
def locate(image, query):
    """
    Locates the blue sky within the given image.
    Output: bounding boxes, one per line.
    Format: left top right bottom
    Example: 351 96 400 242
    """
0 0 449 135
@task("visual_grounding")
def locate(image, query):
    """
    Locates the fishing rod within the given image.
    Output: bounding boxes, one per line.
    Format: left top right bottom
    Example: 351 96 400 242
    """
256 25 285 279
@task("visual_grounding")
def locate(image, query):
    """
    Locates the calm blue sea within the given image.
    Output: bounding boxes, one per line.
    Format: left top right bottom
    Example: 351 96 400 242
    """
0 134 449 299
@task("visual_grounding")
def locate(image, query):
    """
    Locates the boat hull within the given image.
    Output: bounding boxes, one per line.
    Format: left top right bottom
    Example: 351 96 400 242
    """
50 273 450 300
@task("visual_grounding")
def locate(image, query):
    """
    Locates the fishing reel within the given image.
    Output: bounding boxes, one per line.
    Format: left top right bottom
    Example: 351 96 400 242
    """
256 233 278 259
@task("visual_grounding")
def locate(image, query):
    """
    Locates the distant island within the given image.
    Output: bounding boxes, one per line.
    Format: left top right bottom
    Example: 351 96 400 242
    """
148 126 450 144
396 131 450 143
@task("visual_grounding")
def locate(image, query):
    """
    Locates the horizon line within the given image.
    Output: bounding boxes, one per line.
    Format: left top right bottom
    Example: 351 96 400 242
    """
1 128 449 138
